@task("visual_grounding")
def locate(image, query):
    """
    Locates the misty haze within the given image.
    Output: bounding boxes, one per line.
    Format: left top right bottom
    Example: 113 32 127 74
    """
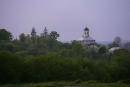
0 0 130 87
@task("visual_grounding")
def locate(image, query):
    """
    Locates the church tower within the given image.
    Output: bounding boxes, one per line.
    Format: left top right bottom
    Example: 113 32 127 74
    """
79 26 96 47
43 27 48 37
83 27 89 39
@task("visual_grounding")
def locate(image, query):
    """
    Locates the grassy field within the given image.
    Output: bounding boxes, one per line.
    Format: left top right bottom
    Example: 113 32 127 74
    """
0 82 130 87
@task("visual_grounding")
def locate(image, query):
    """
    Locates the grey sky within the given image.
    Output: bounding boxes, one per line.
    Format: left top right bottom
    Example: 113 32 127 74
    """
0 0 130 41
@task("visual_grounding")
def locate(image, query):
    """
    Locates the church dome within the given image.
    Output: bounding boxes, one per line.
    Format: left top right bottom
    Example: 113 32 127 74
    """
84 27 89 31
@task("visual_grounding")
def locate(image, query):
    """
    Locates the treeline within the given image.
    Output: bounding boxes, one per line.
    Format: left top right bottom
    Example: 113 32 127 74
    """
0 50 130 83
0 28 130 83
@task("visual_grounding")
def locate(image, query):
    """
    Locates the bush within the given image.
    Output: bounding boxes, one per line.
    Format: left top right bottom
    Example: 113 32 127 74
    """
0 51 23 83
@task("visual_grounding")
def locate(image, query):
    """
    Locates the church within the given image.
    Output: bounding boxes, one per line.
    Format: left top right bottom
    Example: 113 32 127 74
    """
79 27 96 47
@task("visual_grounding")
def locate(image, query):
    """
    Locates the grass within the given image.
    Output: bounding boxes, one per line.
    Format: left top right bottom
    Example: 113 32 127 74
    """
0 82 130 87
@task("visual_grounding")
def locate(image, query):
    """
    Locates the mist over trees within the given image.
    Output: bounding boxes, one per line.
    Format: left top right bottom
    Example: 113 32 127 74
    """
0 28 130 84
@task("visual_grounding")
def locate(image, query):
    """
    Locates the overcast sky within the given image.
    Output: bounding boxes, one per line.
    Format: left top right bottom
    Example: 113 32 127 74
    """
0 0 130 41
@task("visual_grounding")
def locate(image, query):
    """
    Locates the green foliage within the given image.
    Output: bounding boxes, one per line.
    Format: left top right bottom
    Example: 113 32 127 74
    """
0 48 130 83
109 49 130 81
0 29 130 84
0 29 12 41
50 31 59 40
98 46 107 54
0 51 23 83
1 82 130 87
19 33 26 42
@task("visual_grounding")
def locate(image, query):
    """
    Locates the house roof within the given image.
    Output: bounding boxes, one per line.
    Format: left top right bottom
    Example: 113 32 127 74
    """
109 47 121 53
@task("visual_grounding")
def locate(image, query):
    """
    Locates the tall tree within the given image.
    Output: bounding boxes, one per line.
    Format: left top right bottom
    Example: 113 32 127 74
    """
124 42 130 50
19 33 26 42
0 29 12 41
50 31 59 40
112 36 122 47
98 46 107 54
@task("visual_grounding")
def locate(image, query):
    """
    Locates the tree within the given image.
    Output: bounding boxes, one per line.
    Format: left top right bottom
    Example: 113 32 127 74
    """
50 31 59 40
124 42 130 50
19 33 26 42
98 46 107 54
0 29 12 41
110 49 130 81
0 51 23 83
112 36 122 47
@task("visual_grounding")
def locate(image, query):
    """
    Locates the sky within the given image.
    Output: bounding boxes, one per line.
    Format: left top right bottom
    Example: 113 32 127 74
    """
0 0 130 41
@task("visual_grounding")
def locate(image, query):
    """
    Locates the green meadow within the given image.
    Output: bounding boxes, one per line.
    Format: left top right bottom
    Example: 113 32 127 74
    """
1 82 130 87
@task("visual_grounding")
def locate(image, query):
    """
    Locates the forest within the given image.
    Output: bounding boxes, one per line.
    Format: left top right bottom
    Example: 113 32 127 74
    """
0 28 130 84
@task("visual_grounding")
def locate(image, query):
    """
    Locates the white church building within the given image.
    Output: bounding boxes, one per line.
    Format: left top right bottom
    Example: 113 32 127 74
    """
79 27 96 47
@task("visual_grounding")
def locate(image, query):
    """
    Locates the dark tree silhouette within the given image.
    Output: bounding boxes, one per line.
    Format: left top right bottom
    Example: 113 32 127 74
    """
113 36 122 47
50 31 59 40
0 29 12 41
19 33 26 42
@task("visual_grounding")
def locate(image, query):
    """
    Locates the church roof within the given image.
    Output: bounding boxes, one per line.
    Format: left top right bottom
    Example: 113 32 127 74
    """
78 36 95 41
